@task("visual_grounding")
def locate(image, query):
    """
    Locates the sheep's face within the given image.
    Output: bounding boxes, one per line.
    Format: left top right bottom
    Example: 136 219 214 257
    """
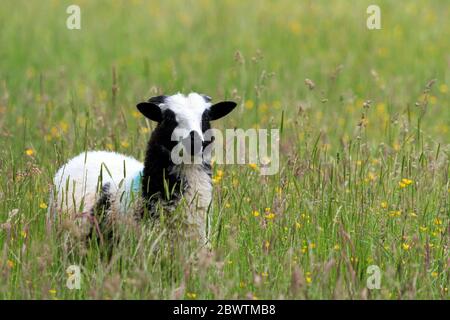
137 93 236 157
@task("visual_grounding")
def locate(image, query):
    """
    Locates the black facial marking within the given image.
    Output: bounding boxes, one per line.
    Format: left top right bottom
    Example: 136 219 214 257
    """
141 109 187 216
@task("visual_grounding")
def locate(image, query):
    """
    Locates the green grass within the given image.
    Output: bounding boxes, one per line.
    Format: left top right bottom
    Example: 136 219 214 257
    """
0 0 449 299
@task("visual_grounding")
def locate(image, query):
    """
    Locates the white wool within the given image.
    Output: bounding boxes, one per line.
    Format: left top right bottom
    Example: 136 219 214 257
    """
51 151 143 218
182 164 213 243
162 92 211 140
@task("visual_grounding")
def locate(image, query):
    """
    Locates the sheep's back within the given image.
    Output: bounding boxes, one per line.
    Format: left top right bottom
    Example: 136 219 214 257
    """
50 151 143 218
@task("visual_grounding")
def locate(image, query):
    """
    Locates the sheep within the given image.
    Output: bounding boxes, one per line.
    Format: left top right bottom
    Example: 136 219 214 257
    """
49 92 237 245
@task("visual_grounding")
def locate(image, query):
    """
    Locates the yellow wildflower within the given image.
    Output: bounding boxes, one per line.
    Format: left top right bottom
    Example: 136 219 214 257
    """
248 163 258 170
305 272 312 284
140 127 150 134
399 178 413 188
265 212 275 220
7 260 14 268
402 243 411 251
40 202 48 209
186 292 197 299
244 100 254 110
25 148 34 156
252 210 260 217
389 210 401 217
381 202 388 209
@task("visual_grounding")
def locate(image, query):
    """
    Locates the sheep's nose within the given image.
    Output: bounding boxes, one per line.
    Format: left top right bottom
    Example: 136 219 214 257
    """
183 131 203 156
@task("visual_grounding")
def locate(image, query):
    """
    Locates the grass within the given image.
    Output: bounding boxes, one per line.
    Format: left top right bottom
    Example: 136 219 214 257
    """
0 0 449 299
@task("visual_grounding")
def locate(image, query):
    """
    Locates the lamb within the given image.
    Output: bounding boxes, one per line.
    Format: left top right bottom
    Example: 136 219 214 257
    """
49 92 237 245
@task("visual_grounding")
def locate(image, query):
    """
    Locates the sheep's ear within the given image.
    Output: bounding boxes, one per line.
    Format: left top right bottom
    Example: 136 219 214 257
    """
136 102 162 122
208 101 237 120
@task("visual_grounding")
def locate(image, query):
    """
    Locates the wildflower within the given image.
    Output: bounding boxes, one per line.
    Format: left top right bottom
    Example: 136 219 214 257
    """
295 222 301 229
261 271 269 277
275 186 282 195
225 203 231 208
367 172 376 182
409 212 418 218
248 163 258 170
419 226 428 232
252 210 260 217
399 178 413 188
264 241 270 250
389 210 401 217
333 244 340 251
402 243 411 251
239 281 246 288
309 243 316 249
140 127 150 134
244 100 254 110
216 169 224 178
305 272 312 284
289 21 301 35
433 218 442 226
428 95 438 105
381 201 388 209
25 148 34 156
265 212 275 220
431 271 438 278
39 202 48 209
376 103 386 115
21 230 27 239
392 142 401 151
49 289 57 295
186 292 197 299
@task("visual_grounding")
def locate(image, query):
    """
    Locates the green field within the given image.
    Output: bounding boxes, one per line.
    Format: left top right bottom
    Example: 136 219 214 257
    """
0 0 449 299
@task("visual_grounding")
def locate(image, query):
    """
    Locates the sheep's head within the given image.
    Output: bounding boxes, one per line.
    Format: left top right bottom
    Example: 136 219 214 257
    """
137 92 236 160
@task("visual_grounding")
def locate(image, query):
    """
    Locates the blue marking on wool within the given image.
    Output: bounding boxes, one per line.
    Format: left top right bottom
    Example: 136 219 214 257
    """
130 170 143 195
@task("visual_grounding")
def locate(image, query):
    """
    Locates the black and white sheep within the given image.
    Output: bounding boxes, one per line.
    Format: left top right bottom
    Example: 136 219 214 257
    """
50 92 237 244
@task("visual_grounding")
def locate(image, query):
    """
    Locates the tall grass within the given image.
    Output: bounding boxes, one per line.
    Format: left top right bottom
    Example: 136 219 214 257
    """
0 0 448 299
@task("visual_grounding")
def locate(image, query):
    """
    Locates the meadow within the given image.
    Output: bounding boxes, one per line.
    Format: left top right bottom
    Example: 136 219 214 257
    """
0 0 449 299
